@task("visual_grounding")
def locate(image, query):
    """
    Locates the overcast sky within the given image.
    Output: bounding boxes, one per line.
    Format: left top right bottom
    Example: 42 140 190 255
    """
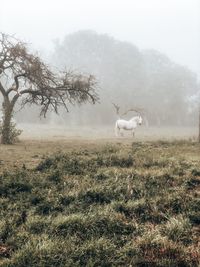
1 0 200 76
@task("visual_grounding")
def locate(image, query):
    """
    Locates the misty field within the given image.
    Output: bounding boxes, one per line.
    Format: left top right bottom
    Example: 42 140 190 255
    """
0 137 200 266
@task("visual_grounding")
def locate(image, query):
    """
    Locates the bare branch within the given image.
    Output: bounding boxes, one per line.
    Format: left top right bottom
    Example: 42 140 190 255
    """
0 32 99 117
112 102 120 115
0 81 6 97
121 108 145 117
112 102 145 118
7 73 27 95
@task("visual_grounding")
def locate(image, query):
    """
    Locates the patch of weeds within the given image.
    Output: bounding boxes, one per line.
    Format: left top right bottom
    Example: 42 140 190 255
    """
52 211 135 240
2 236 72 267
5 231 30 251
113 199 153 222
0 172 32 197
144 175 165 197
101 144 119 154
0 220 13 243
191 168 200 176
135 229 198 266
131 142 147 151
58 195 75 206
161 215 192 244
188 211 200 225
26 216 51 235
185 177 200 189
71 237 116 266
35 200 63 215
52 214 85 238
168 194 187 214
62 158 85 175
109 154 134 168
30 195 44 205
94 171 110 181
78 189 112 204
142 157 170 169
35 157 55 172
47 170 62 183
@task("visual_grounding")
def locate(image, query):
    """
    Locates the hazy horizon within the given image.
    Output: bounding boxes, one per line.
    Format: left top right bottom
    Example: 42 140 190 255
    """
1 0 200 77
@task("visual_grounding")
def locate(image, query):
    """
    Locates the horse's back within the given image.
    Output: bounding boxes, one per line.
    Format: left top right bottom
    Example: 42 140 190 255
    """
116 119 135 130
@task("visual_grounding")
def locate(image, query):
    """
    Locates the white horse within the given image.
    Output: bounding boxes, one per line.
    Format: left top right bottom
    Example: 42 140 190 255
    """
115 115 143 137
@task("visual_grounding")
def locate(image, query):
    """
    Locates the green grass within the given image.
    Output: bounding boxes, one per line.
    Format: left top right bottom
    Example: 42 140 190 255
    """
0 141 199 266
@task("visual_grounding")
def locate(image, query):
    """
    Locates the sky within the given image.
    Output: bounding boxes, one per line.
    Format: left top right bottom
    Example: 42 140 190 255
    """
1 0 200 77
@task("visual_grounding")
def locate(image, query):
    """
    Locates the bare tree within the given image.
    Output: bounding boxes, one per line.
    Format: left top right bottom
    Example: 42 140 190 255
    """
112 103 120 117
0 33 98 144
112 102 144 118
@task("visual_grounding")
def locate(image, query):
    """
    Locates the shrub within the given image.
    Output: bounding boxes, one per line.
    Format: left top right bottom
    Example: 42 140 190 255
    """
0 120 22 144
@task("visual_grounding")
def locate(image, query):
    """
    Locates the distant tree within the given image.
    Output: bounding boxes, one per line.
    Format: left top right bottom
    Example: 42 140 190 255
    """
0 33 98 144
143 50 198 126
51 31 198 126
52 30 144 124
187 90 200 142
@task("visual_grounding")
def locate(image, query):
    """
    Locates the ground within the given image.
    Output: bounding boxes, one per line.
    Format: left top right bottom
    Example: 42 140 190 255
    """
0 125 199 266
0 124 198 170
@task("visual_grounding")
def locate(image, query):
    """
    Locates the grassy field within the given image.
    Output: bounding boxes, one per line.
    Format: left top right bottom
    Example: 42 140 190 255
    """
0 138 200 266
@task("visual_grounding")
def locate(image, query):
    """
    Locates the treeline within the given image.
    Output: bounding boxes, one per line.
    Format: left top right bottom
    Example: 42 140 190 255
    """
16 30 199 126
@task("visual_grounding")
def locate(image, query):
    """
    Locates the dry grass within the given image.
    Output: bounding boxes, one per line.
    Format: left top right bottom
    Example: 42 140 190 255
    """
0 133 200 266
0 124 198 171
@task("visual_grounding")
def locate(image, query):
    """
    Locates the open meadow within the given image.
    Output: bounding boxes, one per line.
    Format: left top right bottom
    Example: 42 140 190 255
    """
1 1 199 266
0 126 200 266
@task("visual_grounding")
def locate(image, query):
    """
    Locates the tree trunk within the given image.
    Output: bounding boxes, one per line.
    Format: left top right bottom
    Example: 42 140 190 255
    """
1 99 13 144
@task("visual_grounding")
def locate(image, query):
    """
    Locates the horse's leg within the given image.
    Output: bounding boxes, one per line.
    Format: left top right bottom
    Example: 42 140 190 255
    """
115 124 120 137
120 129 124 137
132 130 135 137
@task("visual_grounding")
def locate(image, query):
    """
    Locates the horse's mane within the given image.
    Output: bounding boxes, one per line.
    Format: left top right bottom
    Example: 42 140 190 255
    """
129 115 140 121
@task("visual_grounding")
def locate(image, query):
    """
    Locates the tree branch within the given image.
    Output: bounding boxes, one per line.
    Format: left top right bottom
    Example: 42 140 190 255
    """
7 73 27 95
0 32 98 118
112 102 144 118
0 81 6 97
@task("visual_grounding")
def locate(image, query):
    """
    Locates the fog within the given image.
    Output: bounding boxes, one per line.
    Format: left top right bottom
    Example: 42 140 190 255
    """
1 0 200 74
1 0 200 132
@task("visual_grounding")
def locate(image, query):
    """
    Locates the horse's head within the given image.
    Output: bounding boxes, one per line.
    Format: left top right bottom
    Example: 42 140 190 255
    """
131 115 142 125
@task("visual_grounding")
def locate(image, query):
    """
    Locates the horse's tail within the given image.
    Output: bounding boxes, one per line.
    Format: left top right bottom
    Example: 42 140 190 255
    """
115 120 119 137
